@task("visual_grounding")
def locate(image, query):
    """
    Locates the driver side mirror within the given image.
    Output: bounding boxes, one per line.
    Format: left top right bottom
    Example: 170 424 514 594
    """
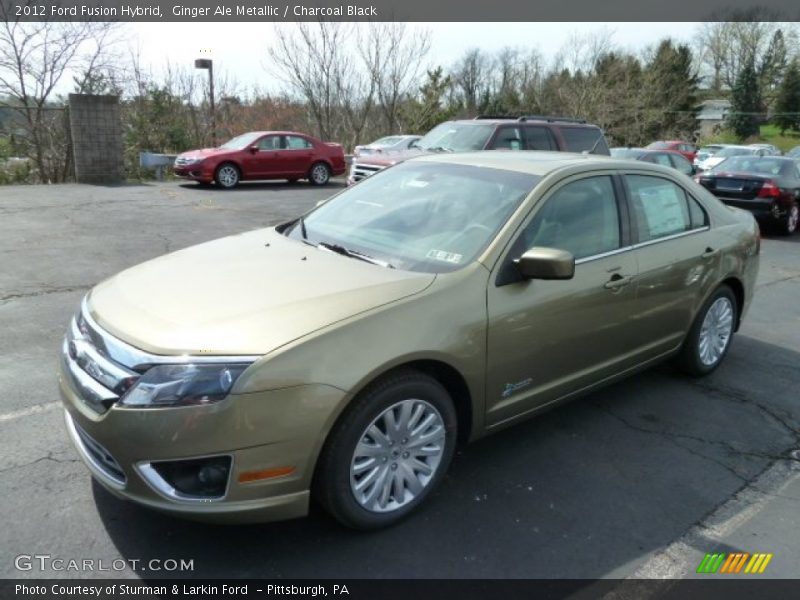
249 145 259 154
514 247 575 280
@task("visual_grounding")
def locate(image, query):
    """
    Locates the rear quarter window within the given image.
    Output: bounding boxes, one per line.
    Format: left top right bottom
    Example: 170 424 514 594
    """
561 127 609 155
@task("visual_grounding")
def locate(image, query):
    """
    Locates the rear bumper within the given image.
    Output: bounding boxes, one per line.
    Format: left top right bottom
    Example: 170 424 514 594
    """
715 197 787 222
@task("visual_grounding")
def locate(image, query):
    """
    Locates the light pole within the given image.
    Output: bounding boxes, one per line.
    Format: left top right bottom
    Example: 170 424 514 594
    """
194 57 216 147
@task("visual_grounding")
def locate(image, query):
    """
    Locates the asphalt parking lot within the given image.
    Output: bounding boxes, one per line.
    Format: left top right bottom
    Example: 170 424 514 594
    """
1 180 799 584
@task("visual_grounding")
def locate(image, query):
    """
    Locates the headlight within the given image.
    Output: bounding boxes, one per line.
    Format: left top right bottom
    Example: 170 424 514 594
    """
178 158 204 166
119 363 250 408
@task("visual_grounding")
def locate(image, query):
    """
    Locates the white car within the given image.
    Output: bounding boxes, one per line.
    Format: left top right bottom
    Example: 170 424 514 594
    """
353 135 421 158
696 145 768 172
747 143 782 156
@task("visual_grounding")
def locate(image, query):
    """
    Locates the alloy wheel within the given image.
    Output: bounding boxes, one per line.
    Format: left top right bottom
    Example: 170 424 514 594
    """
698 297 734 367
349 399 446 513
216 165 239 188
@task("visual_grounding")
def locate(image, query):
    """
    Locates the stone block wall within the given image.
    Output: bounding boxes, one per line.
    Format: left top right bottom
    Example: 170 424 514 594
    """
68 94 124 184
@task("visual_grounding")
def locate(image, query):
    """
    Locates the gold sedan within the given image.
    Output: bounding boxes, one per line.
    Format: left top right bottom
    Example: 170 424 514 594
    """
59 152 760 529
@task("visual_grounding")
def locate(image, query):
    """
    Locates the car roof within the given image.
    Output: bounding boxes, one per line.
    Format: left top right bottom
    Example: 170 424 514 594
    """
244 131 313 137
411 150 670 177
450 118 600 128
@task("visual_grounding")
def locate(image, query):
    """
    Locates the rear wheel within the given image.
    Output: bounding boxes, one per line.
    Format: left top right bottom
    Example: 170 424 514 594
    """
778 202 798 236
676 285 737 376
308 162 331 186
215 163 240 189
314 370 457 530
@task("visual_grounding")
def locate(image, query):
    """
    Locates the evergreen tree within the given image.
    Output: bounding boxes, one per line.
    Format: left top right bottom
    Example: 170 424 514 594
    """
642 41 699 141
773 60 800 134
729 58 762 140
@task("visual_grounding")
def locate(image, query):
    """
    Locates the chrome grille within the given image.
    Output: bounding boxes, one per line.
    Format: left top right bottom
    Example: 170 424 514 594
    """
350 162 385 182
174 157 193 167
63 308 140 414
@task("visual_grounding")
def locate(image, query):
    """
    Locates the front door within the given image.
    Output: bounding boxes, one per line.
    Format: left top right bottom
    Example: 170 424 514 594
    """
485 174 640 426
241 134 283 178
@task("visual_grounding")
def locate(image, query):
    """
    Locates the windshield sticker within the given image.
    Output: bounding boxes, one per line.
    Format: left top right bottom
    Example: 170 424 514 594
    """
427 249 463 264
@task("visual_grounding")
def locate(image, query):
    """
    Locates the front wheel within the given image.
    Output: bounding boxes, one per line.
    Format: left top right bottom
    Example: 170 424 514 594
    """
314 370 457 530
308 162 331 186
215 163 240 189
675 285 737 376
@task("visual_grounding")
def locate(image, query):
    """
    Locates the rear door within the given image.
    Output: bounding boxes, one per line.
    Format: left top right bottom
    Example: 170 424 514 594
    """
485 173 640 426
621 172 719 359
283 135 315 176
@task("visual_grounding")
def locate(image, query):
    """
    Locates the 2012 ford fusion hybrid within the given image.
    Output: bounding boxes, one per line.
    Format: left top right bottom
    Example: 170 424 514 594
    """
59 152 760 529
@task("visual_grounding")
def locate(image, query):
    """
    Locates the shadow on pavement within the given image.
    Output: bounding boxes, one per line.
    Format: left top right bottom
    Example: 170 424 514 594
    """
93 334 800 579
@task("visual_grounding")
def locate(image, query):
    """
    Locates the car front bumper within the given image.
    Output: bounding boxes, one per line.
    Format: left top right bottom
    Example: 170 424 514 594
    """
59 346 346 523
173 166 213 183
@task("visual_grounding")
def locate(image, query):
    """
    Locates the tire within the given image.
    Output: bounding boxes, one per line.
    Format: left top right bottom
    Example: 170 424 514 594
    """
675 285 737 377
215 163 240 189
308 162 331 186
778 202 798 236
314 369 457 530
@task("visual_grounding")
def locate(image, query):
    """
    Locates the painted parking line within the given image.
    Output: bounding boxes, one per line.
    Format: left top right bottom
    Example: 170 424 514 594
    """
0 401 60 423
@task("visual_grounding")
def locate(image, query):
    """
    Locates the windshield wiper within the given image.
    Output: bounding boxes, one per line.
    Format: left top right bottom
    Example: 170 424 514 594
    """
317 242 395 269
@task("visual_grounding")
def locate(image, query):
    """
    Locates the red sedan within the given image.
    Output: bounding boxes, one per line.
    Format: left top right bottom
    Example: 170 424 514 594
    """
646 140 697 162
173 131 346 188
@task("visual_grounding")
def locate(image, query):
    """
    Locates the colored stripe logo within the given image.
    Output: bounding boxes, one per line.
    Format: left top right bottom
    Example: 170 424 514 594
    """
696 552 773 574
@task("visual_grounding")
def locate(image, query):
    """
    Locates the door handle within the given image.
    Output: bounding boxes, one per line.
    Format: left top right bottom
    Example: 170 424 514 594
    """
603 273 633 290
701 247 719 259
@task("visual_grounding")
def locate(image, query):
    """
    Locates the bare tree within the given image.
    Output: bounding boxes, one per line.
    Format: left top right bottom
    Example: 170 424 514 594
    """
695 14 798 93
361 23 431 132
0 4 123 181
452 48 490 115
268 21 352 142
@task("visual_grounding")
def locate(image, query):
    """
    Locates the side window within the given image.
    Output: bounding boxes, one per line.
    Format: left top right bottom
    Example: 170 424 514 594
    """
492 127 523 150
524 126 556 151
652 153 673 167
670 154 693 176
514 176 620 260
625 175 706 242
285 135 312 149
687 194 709 229
257 135 280 151
560 127 608 154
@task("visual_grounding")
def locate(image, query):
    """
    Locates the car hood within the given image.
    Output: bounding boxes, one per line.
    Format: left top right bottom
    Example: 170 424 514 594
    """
177 148 237 160
87 228 435 356
354 148 429 166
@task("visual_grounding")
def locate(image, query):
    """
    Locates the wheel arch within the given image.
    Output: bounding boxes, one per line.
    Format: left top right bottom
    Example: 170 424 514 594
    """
720 275 745 331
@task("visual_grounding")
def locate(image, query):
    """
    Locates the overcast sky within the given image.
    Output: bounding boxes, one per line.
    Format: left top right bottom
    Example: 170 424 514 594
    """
125 22 702 95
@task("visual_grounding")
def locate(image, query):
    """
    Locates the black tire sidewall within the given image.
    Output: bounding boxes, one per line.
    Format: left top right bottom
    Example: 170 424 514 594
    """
679 285 737 376
315 371 457 530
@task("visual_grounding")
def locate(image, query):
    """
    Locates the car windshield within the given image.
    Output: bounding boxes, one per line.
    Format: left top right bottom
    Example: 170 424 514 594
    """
218 132 262 150
416 123 495 152
711 157 788 176
715 147 753 158
284 162 539 273
372 136 403 146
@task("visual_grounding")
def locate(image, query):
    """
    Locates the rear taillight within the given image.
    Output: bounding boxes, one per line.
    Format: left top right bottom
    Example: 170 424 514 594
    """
757 180 781 198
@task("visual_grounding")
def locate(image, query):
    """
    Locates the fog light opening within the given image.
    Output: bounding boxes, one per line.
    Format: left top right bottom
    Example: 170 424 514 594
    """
147 455 232 500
